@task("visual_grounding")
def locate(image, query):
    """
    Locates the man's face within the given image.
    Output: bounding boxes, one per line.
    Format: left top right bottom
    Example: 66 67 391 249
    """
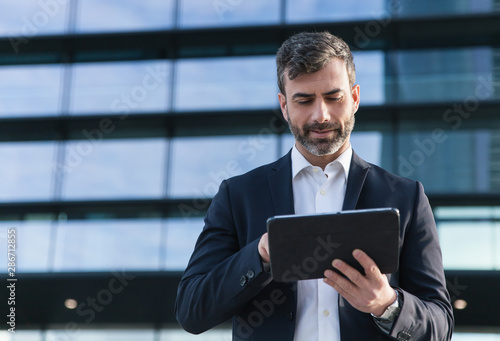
278 58 360 160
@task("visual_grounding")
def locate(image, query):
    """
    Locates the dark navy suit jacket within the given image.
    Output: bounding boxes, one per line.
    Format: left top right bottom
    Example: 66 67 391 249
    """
175 150 454 340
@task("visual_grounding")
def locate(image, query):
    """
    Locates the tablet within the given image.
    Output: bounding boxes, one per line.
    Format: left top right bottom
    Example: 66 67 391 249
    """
267 207 400 282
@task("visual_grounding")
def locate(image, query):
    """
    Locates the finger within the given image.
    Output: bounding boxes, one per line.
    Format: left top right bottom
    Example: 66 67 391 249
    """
323 269 357 300
331 258 367 287
352 249 382 279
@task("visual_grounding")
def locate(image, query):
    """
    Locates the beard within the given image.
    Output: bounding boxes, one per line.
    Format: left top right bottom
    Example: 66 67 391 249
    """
287 110 355 157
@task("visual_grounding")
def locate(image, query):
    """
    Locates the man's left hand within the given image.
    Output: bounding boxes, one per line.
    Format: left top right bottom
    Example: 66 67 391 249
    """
323 249 397 317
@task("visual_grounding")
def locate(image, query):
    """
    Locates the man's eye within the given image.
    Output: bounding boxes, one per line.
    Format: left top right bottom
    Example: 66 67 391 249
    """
298 100 312 105
328 97 342 102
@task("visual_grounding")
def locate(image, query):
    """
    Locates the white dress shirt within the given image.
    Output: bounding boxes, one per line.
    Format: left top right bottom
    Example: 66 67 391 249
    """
291 144 352 341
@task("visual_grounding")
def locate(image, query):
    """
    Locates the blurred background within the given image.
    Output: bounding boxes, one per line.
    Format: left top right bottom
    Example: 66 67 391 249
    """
0 0 499 340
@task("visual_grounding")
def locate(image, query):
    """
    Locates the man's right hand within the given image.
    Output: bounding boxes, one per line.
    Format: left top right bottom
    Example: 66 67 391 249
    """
258 232 270 263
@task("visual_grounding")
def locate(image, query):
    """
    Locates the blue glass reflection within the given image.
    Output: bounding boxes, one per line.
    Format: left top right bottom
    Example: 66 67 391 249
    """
0 221 52 273
54 219 162 271
286 0 385 23
76 0 175 33
70 60 170 115
179 0 280 28
61 139 166 200
0 142 56 202
0 65 62 117
169 135 278 198
175 56 277 111
163 218 204 270
0 0 68 37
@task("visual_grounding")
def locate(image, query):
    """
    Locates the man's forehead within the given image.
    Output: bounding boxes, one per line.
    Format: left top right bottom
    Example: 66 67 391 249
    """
283 58 350 91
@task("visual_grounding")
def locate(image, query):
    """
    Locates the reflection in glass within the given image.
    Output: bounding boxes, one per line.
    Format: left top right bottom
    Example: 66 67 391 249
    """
169 135 277 198
62 139 166 200
438 221 498 270
352 51 385 105
396 0 494 17
0 0 68 37
54 219 162 271
179 0 280 28
163 218 204 270
0 65 63 117
76 0 174 33
389 48 495 104
0 221 52 273
46 329 156 341
175 56 277 111
0 142 56 202
396 130 493 194
286 0 385 23
70 60 170 115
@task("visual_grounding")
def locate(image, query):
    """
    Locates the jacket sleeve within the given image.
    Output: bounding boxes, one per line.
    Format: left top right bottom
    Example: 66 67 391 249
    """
388 182 454 340
175 180 272 334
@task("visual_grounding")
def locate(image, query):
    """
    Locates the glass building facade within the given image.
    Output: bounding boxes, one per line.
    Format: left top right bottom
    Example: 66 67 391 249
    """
0 0 499 339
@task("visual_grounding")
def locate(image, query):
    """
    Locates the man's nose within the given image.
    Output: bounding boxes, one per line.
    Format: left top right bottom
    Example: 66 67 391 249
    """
311 99 330 123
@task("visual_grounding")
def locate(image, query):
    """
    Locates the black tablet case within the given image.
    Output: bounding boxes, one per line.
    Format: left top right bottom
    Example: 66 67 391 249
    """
267 208 400 282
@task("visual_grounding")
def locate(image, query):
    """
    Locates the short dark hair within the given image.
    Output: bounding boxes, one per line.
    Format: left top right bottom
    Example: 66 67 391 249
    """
276 31 356 95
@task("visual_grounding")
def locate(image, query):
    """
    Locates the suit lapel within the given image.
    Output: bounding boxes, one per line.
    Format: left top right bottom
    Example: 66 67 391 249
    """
267 150 295 216
342 151 371 211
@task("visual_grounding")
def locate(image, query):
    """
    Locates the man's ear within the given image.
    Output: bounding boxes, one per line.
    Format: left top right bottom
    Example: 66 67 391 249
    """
351 84 360 114
278 92 288 122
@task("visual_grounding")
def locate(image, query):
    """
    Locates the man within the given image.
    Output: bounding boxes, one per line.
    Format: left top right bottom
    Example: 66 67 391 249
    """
175 31 453 340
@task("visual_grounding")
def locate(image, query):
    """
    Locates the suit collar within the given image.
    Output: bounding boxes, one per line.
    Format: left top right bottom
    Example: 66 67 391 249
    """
342 151 371 210
267 149 371 215
268 150 295 216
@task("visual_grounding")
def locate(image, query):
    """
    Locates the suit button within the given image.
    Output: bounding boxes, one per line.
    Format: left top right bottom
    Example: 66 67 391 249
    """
287 312 294 321
397 331 411 341
240 276 247 286
246 270 255 279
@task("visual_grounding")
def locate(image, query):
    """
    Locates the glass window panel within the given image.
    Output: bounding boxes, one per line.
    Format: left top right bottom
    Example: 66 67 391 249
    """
396 0 495 17
61 139 165 200
353 51 385 105
434 206 500 220
286 0 385 23
46 329 156 341
350 132 383 166
159 329 232 340
438 221 498 270
0 142 56 202
53 219 162 271
163 218 204 270
76 0 174 33
179 0 280 28
280 133 295 156
175 56 277 111
0 1 68 37
70 60 170 115
0 221 52 273
0 330 42 340
0 65 63 117
169 135 278 198
389 48 495 104
396 129 495 194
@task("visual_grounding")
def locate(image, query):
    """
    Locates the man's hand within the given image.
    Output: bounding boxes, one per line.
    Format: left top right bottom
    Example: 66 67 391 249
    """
258 232 270 263
323 249 397 316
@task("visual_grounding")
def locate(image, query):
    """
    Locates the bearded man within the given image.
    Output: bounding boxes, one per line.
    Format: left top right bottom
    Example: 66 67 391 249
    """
175 31 454 341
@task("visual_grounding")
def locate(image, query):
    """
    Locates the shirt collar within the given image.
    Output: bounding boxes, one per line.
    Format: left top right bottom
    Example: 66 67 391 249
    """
291 144 352 181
